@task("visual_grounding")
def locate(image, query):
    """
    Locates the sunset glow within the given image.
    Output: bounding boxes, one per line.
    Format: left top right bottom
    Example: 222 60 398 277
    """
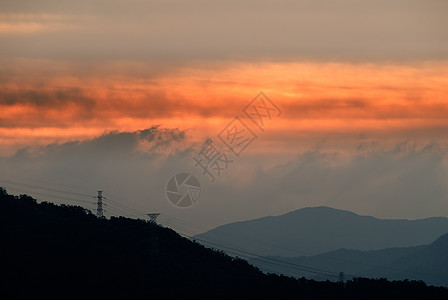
1 0 447 229
1 61 447 155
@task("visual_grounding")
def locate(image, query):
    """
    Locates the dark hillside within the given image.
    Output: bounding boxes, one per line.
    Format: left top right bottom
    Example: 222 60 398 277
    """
1 188 447 299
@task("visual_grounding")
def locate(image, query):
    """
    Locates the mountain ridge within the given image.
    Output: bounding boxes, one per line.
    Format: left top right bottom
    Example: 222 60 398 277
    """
2 188 448 298
195 206 448 256
248 233 448 287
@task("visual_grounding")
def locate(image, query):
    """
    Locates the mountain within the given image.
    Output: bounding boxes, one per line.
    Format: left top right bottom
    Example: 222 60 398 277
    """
3 188 447 299
247 233 448 287
0 189 261 299
371 233 448 286
194 206 448 256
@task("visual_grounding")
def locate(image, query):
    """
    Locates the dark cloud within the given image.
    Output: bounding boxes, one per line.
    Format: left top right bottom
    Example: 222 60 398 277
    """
9 125 188 160
0 126 194 221
1 127 447 233
0 87 94 107
282 98 448 120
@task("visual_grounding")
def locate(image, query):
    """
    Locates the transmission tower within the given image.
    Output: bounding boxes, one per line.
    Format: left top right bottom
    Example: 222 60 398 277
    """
147 213 160 224
339 272 345 283
95 191 105 218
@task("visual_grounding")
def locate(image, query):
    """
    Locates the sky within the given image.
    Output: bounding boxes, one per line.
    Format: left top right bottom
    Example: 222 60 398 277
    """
0 0 447 234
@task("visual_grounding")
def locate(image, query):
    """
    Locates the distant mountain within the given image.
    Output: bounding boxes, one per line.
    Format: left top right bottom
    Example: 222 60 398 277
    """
247 234 448 287
371 233 448 286
195 206 448 256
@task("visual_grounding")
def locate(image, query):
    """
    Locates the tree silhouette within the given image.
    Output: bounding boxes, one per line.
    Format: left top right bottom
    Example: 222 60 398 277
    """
1 187 447 299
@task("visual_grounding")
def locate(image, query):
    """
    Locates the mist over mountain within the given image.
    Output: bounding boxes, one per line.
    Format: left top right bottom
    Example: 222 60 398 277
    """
195 206 448 256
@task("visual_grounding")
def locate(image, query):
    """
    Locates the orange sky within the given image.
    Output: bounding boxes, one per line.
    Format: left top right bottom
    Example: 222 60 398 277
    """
1 1 448 225
1 60 447 156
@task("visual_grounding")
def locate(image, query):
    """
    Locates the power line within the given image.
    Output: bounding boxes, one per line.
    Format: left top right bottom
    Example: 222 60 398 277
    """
171 225 345 279
0 173 95 195
0 178 93 198
0 178 424 280
3 186 94 205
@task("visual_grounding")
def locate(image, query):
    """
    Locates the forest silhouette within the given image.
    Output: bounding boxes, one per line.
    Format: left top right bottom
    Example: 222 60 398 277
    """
1 187 447 299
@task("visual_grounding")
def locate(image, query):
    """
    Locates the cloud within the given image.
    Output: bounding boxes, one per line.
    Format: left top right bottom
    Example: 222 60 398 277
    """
9 126 189 160
0 87 93 107
1 126 447 233
199 139 448 228
1 60 447 126
0 126 195 219
0 60 447 160
0 13 82 35
0 0 447 62
0 1 446 235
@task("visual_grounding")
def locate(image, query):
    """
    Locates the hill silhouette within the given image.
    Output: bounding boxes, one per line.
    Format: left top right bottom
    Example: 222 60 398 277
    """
195 206 448 256
1 188 447 299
